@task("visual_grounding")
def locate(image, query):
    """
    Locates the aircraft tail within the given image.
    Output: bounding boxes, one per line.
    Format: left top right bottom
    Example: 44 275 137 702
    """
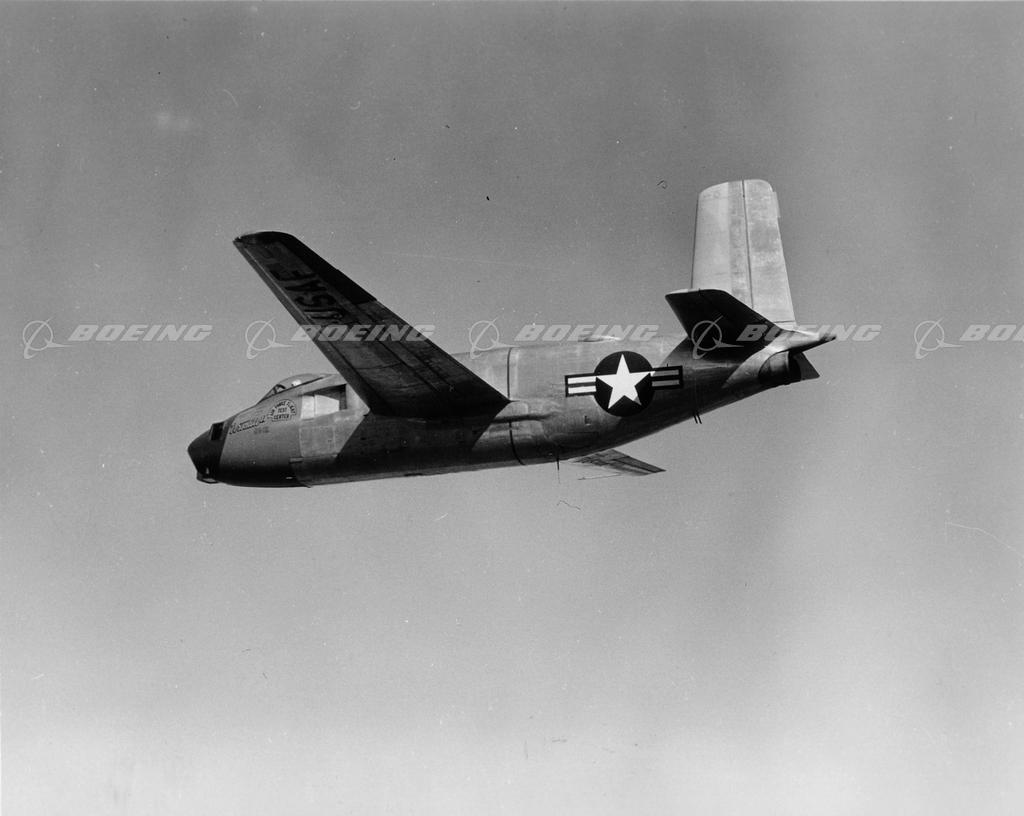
664 287 831 368
666 179 833 361
688 179 796 329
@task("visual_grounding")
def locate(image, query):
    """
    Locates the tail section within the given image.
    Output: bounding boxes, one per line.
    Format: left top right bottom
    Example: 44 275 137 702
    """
666 288 778 348
690 179 795 329
667 179 833 366
666 286 830 349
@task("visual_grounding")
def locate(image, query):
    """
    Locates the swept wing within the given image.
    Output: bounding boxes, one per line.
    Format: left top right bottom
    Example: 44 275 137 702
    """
234 231 509 418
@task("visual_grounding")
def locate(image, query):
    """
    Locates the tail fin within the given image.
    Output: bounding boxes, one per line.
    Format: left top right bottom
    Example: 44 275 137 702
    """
690 179 795 329
667 180 833 358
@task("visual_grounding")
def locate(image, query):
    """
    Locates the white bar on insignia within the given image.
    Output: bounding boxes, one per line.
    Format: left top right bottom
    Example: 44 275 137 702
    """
567 386 596 395
651 380 680 388
567 375 596 384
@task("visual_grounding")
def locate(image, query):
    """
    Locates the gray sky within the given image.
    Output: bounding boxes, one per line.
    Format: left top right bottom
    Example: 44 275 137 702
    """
4 3 1024 814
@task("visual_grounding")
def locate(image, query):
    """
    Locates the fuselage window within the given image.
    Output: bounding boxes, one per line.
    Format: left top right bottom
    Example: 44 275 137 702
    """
313 386 347 416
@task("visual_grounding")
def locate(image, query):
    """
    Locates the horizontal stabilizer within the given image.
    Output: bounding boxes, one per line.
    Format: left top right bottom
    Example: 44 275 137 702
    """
693 180 795 329
665 288 778 349
571 449 664 477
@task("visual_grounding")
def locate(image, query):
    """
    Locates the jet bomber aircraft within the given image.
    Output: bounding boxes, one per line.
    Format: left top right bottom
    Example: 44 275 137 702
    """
188 180 832 486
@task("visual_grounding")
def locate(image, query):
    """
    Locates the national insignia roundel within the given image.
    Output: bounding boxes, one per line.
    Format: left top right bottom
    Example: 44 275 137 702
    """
564 352 683 416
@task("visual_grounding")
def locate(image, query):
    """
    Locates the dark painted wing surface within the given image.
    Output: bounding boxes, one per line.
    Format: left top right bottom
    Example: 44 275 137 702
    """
571 449 665 476
234 232 509 418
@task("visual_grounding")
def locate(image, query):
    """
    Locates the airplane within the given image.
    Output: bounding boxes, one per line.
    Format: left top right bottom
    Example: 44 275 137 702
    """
188 179 833 487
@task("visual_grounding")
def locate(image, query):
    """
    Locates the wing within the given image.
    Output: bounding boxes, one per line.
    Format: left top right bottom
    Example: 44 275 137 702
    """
570 449 665 477
692 179 796 329
234 231 509 418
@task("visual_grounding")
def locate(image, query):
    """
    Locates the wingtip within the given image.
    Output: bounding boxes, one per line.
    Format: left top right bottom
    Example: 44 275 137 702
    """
233 230 297 246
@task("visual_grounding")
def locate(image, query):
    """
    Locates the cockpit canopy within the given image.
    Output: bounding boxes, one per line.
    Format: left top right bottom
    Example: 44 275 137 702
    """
259 373 325 402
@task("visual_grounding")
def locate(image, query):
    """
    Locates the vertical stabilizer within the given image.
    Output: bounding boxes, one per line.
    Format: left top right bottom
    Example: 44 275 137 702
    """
692 180 796 329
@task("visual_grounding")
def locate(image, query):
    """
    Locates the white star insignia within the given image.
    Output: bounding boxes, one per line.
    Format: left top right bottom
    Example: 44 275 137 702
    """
598 354 649 407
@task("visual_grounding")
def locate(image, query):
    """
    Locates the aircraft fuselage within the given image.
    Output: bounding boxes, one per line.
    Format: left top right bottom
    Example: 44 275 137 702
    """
187 181 831 486
188 334 804 487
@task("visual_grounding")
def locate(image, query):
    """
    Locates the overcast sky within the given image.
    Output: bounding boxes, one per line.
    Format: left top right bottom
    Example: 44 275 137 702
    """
4 3 1024 814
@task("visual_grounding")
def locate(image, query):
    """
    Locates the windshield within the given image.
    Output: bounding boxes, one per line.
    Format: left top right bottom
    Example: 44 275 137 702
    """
258 373 324 402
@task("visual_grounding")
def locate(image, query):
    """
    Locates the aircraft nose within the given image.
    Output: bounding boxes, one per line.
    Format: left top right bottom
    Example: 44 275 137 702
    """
188 425 225 483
